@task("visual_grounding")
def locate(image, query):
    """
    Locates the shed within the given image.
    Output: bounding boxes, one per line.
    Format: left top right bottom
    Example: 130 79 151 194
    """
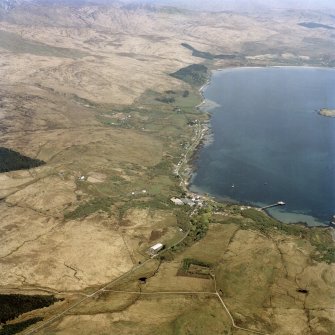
149 243 164 255
181 198 196 207
171 197 184 206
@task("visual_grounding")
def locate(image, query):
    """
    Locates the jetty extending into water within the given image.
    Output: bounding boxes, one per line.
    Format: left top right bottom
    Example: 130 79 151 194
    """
261 201 286 210
330 215 335 227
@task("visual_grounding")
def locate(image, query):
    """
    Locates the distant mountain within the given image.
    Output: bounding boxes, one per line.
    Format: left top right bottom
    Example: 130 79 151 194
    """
3 0 335 11
0 0 160 29
123 0 335 11
1 0 334 13
0 0 120 10
0 0 24 11
30 0 122 6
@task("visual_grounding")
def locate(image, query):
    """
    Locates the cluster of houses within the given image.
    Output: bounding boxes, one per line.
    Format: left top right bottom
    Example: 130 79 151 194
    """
170 195 203 207
187 119 198 126
147 194 205 257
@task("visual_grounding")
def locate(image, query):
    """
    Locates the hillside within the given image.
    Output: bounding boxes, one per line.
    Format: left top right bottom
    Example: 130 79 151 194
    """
0 2 334 335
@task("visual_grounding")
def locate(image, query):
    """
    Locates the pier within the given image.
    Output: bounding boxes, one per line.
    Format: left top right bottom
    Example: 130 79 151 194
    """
261 201 286 210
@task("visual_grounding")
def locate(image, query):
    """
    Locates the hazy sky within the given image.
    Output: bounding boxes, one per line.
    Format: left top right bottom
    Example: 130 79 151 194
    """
12 0 335 11
128 0 335 11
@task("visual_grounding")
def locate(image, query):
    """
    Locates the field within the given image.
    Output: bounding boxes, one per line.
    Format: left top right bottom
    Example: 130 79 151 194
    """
28 216 335 335
0 2 334 334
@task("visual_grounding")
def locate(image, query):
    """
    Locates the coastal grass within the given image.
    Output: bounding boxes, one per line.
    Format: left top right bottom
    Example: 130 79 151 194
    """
200 206 335 264
66 87 205 221
237 208 335 263
96 96 197 137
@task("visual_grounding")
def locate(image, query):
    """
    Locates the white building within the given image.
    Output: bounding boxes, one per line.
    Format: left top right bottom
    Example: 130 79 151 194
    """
181 198 196 207
171 197 184 205
149 243 164 255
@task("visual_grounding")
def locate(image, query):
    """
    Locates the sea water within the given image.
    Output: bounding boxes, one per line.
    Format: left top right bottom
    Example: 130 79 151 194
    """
191 67 335 226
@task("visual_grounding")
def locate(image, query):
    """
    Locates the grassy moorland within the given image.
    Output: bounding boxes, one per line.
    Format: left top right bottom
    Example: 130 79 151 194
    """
0 3 334 335
0 30 89 59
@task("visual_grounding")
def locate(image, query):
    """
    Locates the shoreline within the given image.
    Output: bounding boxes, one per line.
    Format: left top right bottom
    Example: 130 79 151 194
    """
182 65 333 229
215 65 335 72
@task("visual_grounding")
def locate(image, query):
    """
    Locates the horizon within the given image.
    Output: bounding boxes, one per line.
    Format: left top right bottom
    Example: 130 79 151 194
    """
3 0 335 11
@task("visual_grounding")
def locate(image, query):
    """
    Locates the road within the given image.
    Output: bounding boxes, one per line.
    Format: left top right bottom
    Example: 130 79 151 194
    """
97 278 270 335
22 258 154 335
102 289 216 295
23 225 192 335
23 261 268 335
212 275 269 335
22 121 267 335
175 121 204 190
215 292 269 335
22 120 202 334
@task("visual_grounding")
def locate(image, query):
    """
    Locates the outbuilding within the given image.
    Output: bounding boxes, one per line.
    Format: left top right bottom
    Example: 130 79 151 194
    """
171 197 184 206
149 243 164 255
181 198 196 207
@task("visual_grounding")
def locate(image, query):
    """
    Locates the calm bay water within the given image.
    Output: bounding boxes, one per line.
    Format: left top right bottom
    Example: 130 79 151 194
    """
191 67 335 226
